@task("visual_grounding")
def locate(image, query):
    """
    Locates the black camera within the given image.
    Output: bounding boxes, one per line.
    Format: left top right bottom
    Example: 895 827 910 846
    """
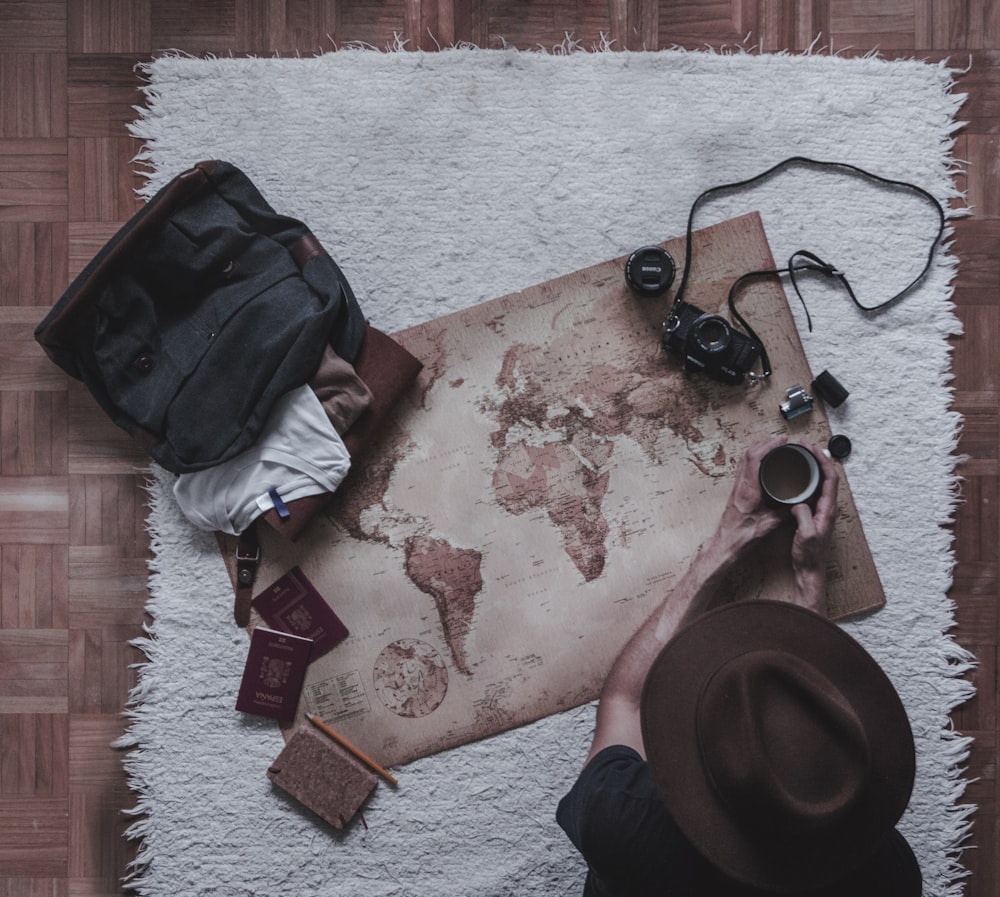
625 245 762 386
662 302 762 385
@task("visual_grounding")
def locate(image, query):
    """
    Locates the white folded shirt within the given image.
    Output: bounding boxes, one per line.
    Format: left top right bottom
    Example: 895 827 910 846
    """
172 385 351 535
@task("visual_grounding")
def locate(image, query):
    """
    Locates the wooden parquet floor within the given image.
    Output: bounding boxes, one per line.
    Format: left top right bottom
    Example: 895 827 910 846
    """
0 2 996 895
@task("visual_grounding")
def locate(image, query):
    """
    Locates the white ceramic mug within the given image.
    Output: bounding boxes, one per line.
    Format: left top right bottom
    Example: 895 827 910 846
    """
758 443 823 507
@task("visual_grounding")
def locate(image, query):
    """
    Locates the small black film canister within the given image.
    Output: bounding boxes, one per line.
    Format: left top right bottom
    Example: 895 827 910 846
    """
811 369 849 408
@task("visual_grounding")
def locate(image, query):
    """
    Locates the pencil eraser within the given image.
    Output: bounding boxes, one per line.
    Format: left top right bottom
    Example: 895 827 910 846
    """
267 726 377 829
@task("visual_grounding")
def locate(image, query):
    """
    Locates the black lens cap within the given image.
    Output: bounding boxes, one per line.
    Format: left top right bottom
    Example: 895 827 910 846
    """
827 434 852 460
625 246 676 296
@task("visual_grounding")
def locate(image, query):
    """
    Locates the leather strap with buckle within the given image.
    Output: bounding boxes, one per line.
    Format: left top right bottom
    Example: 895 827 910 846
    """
234 524 260 627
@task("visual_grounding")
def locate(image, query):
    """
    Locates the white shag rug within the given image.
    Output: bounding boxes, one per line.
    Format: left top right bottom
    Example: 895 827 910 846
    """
117 47 975 897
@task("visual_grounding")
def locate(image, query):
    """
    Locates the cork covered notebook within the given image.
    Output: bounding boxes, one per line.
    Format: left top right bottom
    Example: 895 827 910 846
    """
267 725 377 830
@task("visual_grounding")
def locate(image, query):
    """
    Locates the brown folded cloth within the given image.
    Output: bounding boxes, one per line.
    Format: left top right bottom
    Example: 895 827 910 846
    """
309 344 374 437
257 324 423 541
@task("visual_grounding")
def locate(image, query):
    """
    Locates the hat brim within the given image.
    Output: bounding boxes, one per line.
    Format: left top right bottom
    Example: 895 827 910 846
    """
640 600 915 892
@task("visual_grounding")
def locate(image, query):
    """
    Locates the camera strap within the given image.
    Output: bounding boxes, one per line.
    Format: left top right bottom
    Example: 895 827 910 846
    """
671 156 948 383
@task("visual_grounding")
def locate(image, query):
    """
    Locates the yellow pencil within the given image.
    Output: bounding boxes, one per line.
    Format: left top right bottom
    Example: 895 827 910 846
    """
305 713 398 787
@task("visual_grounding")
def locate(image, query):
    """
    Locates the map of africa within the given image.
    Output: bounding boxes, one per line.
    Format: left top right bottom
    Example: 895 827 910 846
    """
255 214 884 768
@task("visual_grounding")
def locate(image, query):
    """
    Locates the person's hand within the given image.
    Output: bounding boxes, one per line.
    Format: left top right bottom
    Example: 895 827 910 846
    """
788 440 840 614
713 435 789 558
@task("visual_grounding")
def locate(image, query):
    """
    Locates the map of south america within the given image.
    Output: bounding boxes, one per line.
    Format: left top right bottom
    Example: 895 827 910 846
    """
403 535 483 676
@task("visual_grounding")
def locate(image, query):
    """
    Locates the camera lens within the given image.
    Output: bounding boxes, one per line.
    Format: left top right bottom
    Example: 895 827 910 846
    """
691 315 731 354
625 246 675 296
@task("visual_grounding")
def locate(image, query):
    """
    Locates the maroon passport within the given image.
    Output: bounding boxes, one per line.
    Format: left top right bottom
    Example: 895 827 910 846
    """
236 627 313 722
252 567 348 659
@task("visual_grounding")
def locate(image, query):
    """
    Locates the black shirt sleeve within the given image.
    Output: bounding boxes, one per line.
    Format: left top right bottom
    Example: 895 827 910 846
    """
556 745 694 894
555 745 922 897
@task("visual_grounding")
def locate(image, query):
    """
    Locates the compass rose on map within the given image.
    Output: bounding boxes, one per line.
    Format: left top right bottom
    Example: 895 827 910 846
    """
372 638 449 718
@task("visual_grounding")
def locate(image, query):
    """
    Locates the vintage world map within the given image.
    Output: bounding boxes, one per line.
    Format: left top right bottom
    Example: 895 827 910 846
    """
254 215 883 768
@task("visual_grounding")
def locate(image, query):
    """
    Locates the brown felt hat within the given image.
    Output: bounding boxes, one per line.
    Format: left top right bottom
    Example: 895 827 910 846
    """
640 600 915 893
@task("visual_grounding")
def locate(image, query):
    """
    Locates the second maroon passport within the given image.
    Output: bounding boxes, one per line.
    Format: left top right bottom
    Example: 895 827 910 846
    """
252 566 348 660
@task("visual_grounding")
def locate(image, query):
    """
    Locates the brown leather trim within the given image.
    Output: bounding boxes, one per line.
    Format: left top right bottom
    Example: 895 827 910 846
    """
291 232 325 269
36 161 221 357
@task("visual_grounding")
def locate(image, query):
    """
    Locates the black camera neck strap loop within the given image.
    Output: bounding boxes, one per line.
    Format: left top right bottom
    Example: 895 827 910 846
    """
671 156 948 382
725 269 776 381
727 250 856 382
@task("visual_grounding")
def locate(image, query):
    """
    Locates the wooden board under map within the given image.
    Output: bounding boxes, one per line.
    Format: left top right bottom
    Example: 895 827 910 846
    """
247 211 884 767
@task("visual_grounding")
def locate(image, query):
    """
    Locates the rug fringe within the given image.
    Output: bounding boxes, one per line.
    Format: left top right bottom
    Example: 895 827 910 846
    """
132 34 973 62
112 467 185 893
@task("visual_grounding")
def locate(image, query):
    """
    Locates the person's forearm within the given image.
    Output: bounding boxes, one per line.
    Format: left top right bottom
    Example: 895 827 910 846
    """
583 529 749 761
793 567 829 615
600 528 748 708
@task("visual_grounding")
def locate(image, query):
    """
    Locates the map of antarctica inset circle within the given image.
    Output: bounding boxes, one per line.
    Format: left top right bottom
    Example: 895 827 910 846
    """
373 638 449 718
